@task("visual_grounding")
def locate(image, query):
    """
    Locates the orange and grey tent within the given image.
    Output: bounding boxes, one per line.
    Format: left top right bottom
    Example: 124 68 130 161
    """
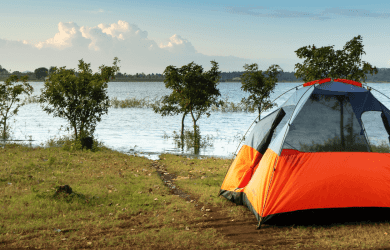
219 78 390 228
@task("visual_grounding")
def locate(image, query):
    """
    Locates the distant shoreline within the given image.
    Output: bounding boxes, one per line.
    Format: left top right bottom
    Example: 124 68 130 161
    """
1 79 390 84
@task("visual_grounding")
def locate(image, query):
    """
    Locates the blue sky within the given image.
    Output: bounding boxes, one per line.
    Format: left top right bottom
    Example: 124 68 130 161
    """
1 0 390 74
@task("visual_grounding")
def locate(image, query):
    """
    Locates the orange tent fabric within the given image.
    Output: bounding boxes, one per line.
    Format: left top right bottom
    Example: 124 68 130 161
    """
219 79 390 228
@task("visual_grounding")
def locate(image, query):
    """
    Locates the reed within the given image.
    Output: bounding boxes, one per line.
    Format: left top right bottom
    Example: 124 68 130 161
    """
109 97 160 109
22 95 258 112
110 96 258 112
21 95 40 105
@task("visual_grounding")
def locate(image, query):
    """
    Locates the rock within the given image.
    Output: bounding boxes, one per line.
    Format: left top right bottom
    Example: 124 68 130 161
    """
201 206 205 211
206 209 211 212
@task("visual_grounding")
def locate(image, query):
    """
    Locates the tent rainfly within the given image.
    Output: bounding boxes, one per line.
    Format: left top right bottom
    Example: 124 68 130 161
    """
219 78 390 228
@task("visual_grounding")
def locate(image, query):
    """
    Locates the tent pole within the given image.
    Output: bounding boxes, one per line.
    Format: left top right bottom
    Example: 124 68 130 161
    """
218 84 302 197
256 218 262 229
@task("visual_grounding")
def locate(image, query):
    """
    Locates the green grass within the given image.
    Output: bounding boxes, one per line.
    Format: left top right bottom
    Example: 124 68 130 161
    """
2 143 390 249
0 143 238 249
159 153 390 249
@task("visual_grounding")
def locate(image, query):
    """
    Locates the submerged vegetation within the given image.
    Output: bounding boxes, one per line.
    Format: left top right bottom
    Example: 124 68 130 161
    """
163 127 214 154
23 95 259 113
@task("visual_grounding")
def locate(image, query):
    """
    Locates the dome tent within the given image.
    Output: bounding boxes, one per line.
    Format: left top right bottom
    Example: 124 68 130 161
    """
219 78 390 229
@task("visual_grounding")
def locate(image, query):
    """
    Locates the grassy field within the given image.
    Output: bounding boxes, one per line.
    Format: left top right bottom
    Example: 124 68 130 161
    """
1 143 390 249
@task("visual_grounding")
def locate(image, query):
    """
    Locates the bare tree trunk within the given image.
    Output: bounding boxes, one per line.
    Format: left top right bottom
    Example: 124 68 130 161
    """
190 110 200 154
181 112 187 150
74 126 78 140
258 104 262 122
2 117 6 141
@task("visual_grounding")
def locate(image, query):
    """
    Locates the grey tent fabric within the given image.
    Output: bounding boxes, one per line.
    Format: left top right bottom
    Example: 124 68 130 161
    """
255 81 390 156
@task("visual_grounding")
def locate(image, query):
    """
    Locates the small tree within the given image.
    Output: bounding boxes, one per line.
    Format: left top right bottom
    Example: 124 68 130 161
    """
241 64 282 120
34 67 49 80
154 61 222 153
0 75 33 141
294 35 378 83
39 57 120 149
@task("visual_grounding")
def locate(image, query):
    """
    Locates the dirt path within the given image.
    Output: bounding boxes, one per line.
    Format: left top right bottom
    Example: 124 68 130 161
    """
151 162 314 249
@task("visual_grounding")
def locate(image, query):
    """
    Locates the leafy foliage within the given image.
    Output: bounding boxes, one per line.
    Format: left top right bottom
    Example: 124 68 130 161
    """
154 61 223 153
0 75 33 140
294 35 378 82
34 67 49 80
240 64 282 119
0 65 9 74
39 57 120 145
48 66 56 75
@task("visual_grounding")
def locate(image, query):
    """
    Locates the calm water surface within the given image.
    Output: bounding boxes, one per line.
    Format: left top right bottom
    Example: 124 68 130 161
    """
5 81 390 160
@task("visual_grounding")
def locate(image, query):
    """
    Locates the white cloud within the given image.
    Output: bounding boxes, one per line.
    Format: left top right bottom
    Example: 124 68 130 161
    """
0 20 251 74
159 34 197 54
34 22 89 50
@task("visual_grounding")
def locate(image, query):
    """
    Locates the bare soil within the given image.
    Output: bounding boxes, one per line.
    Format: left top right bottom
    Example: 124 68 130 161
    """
151 161 320 249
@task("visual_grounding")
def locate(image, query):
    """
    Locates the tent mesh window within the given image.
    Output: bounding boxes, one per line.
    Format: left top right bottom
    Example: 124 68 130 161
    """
362 111 390 152
282 94 371 152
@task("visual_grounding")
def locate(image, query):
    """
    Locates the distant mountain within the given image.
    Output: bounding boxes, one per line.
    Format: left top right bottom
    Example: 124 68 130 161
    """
22 71 32 73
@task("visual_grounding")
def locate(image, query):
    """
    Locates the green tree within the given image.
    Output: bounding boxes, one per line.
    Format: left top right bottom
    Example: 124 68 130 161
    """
241 64 282 120
0 75 33 141
294 35 379 152
153 61 222 153
49 66 56 75
0 65 9 74
294 35 378 83
34 67 49 80
39 57 120 148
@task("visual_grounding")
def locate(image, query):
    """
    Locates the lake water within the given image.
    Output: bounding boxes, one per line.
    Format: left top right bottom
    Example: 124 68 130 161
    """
3 81 390 160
